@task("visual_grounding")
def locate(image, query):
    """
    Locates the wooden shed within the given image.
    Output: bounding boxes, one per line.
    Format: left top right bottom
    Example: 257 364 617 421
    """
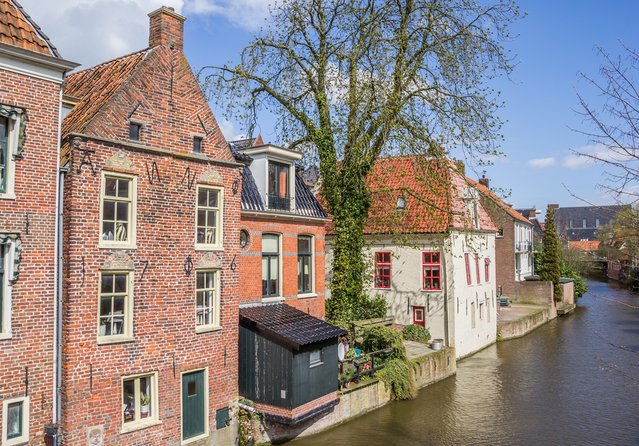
239 303 346 424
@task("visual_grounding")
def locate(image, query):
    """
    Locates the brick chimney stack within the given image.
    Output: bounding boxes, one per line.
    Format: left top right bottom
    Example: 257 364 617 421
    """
478 174 490 189
148 6 185 52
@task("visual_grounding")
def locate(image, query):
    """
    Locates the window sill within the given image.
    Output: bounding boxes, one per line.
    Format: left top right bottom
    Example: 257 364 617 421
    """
98 242 137 250
121 418 162 434
0 193 16 201
97 335 135 345
3 436 28 446
196 325 222 334
297 292 317 299
373 287 391 291
310 361 324 369
262 297 285 303
421 289 442 292
182 432 209 445
0 332 12 340
194 245 224 252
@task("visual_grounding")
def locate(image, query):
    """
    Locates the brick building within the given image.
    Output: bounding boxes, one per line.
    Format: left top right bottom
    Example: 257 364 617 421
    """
59 7 240 445
470 176 534 299
0 1 77 445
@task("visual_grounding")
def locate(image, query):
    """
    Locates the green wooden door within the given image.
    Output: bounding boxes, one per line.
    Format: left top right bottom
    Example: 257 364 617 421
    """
182 370 206 440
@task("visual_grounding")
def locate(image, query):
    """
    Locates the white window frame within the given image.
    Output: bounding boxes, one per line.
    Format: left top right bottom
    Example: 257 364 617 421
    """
180 367 209 445
0 112 21 200
99 171 137 249
2 396 29 445
262 233 283 302
0 241 16 340
309 349 322 367
121 372 160 434
195 269 221 333
194 185 224 251
297 235 316 297
97 270 134 345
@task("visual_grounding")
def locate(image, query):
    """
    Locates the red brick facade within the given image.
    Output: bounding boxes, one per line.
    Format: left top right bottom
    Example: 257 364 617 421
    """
59 8 240 445
239 216 326 319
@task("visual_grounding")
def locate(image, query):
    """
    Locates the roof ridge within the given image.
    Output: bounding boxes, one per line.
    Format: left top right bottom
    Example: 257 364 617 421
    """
10 0 59 57
68 47 150 76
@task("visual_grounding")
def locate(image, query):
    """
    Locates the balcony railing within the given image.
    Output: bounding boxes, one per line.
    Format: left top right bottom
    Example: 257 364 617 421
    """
516 241 533 252
268 194 291 211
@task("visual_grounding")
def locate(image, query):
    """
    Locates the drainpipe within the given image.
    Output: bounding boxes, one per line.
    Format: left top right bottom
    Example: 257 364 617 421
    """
441 246 450 347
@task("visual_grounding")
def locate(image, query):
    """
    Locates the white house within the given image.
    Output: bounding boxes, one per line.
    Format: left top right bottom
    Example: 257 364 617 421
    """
326 157 498 359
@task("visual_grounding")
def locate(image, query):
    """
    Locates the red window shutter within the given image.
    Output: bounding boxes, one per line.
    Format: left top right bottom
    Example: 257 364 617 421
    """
465 253 471 285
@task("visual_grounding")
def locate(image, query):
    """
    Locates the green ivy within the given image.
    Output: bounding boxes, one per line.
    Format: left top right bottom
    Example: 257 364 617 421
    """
377 358 417 400
361 325 407 360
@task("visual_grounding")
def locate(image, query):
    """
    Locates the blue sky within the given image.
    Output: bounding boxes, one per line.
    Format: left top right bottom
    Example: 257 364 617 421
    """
21 0 639 215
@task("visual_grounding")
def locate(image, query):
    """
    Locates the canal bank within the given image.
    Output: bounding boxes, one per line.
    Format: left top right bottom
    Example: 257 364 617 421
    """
291 280 639 445
245 345 456 444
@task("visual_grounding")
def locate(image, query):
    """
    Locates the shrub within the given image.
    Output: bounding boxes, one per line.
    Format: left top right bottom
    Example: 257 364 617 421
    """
377 358 417 400
354 294 387 320
361 325 406 360
402 324 431 344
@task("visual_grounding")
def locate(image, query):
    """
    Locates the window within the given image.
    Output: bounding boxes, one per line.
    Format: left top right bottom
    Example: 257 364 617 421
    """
0 105 25 198
193 137 202 153
583 218 587 228
422 252 441 290
0 238 19 339
239 229 250 249
569 219 574 228
309 349 322 367
101 173 136 247
485 258 490 282
129 123 141 141
98 272 132 343
196 270 220 330
298 236 313 294
122 373 159 432
268 161 290 211
196 186 223 249
262 234 280 298
374 252 391 289
596 218 600 228
475 255 480 284
0 245 6 336
464 253 471 285
2 396 28 445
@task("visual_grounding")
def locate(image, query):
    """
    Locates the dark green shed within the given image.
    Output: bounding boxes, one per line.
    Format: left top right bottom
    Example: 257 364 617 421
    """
239 303 346 424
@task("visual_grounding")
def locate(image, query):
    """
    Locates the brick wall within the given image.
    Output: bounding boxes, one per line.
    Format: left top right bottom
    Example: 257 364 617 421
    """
239 215 326 319
0 69 61 444
481 198 517 297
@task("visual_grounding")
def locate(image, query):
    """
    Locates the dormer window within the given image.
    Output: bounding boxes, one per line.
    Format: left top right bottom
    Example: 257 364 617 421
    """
129 123 141 141
268 161 290 211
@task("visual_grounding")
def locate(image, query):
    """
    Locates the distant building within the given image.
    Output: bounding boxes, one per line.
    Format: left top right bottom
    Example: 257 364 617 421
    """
516 207 545 245
553 205 629 241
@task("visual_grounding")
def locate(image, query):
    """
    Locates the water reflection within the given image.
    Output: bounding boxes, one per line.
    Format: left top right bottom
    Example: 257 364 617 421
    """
293 280 639 445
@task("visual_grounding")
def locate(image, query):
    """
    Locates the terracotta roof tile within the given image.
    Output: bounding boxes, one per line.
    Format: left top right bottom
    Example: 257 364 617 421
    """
61 49 149 162
363 156 496 235
568 240 601 251
468 178 531 225
0 0 58 56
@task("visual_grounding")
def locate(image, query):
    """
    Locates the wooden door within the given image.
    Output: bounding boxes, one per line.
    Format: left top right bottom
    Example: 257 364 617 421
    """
182 370 206 441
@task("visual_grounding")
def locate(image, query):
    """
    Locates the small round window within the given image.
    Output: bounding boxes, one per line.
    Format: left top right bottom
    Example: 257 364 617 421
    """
240 229 250 249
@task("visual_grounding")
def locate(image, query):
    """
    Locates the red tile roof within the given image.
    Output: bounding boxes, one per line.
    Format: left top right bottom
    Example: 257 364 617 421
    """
568 240 601 251
363 156 496 235
468 178 531 225
0 0 58 56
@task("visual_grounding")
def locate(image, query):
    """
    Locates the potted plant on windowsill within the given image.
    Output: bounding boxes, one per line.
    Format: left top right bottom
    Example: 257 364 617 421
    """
140 393 150 418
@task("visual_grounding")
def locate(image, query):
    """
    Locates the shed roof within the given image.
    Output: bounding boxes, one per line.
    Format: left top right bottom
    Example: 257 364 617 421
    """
239 304 346 351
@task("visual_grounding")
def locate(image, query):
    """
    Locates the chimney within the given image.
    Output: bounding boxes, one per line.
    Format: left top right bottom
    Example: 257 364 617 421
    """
148 6 185 52
478 174 490 189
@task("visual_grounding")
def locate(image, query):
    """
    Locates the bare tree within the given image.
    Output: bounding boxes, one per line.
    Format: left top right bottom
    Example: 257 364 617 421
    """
576 44 639 202
201 0 520 321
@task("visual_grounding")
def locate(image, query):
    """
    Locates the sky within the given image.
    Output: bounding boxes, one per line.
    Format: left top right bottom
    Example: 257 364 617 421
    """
18 0 639 215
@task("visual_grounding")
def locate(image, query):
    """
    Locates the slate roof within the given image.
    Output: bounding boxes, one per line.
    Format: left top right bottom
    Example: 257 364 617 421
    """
468 178 531 225
239 303 346 350
240 167 264 211
553 205 629 241
0 0 60 57
362 156 496 235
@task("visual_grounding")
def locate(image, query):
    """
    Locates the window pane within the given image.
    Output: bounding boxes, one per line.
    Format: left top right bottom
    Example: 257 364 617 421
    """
101 275 113 293
103 200 115 220
7 401 22 439
262 257 268 296
117 179 130 198
99 297 112 317
114 274 127 293
105 177 117 196
102 221 115 240
204 271 215 288
115 222 128 241
263 235 278 253
196 272 205 289
298 236 311 253
123 379 135 423
198 189 208 206
140 376 151 419
197 210 206 227
117 202 128 221
207 190 218 207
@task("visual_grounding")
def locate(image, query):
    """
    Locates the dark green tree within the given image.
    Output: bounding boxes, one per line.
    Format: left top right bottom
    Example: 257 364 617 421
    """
539 205 562 301
202 0 520 321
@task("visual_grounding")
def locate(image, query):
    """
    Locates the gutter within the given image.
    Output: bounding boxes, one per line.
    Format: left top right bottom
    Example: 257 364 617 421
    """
441 243 450 347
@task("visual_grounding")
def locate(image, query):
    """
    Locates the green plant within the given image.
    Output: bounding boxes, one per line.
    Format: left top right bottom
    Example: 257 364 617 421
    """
140 392 149 406
539 205 562 301
496 328 503 342
355 294 388 320
377 358 417 400
361 325 406 360
560 259 588 297
402 324 431 344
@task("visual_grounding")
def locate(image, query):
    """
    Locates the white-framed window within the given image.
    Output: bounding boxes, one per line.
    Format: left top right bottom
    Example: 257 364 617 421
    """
100 172 137 248
98 271 133 344
297 235 313 294
0 238 19 340
309 349 322 367
262 234 280 299
195 185 223 250
122 372 159 433
2 396 29 445
195 270 220 331
0 106 25 199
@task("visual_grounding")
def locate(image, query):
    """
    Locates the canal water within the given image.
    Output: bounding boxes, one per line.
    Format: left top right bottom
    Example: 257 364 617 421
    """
294 280 639 445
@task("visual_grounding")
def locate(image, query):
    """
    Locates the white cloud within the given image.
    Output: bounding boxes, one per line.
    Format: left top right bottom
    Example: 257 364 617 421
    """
528 157 556 168
184 0 273 31
562 143 613 169
217 118 244 141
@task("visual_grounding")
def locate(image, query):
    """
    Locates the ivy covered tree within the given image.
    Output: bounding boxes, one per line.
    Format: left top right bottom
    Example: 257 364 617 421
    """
539 205 562 301
202 0 520 321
